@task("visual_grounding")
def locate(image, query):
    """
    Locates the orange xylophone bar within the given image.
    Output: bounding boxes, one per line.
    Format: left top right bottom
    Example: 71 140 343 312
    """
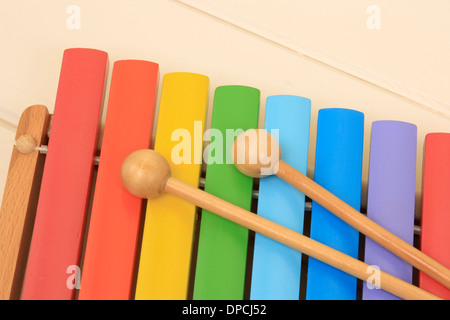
78 60 159 299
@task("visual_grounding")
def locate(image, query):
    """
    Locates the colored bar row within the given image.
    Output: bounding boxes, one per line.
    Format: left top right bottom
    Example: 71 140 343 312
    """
14 48 450 300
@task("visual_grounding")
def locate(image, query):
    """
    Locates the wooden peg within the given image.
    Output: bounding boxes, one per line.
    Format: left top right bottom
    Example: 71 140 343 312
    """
15 134 37 154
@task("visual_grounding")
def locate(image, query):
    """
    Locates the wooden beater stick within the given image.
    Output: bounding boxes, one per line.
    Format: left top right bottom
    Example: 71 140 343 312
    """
232 129 450 292
120 149 440 300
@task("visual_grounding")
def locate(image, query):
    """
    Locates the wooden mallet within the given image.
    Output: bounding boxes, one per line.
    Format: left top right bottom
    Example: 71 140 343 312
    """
231 129 450 293
121 147 440 300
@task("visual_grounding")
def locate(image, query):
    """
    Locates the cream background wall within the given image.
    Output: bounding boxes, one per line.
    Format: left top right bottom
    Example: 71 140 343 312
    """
0 0 449 213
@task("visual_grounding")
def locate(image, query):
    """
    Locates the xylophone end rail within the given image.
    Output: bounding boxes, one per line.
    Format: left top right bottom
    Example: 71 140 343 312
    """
0 105 50 300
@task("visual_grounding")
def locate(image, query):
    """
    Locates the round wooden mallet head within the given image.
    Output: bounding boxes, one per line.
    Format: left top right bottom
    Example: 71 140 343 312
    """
121 149 171 199
232 129 282 178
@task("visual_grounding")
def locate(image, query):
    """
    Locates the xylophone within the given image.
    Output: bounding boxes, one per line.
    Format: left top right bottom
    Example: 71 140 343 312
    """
0 48 449 300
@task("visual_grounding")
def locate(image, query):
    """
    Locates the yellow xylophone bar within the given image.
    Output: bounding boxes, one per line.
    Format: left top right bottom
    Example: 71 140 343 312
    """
134 72 209 300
